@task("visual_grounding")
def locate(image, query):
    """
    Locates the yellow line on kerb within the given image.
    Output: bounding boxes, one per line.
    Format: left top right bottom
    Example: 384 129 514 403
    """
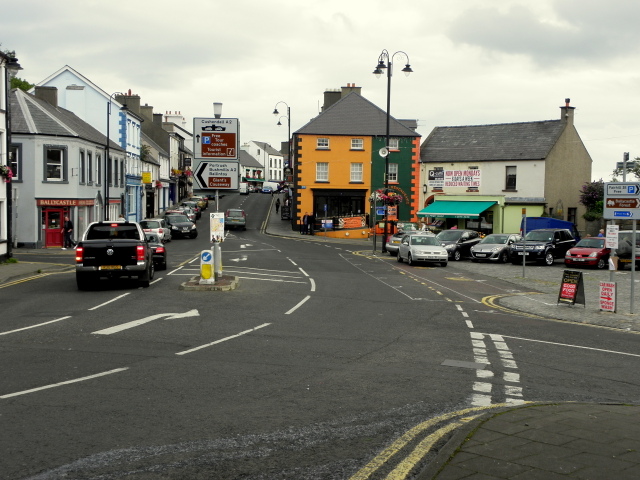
349 402 522 480
482 292 546 319
0 270 73 289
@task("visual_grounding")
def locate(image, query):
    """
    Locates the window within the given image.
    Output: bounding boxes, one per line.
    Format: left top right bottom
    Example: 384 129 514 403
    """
10 144 21 181
44 146 66 182
120 159 125 186
389 138 399 150
505 166 517 190
79 150 86 184
350 163 363 182
317 138 329 149
87 151 93 184
351 138 363 150
568 207 577 225
113 157 118 187
316 162 329 181
96 153 102 185
388 163 398 182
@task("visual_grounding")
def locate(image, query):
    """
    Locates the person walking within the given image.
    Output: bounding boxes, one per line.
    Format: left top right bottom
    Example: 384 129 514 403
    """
307 212 315 235
61 215 74 250
598 229 605 237
275 198 280 214
301 212 309 234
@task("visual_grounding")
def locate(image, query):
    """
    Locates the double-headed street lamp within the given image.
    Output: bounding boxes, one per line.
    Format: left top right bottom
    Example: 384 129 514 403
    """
373 49 413 253
272 101 291 158
105 92 127 221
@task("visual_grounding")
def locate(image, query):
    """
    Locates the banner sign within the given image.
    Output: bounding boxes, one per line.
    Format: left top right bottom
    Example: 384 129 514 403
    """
599 281 617 312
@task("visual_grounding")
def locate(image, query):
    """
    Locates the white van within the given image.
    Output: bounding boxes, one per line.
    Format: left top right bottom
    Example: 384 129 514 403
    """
239 182 249 195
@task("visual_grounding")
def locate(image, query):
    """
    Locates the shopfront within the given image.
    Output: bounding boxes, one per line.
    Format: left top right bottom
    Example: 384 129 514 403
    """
37 198 96 248
417 200 498 233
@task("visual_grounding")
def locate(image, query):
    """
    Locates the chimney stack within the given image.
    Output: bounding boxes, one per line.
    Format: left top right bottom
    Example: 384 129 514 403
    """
560 97 575 126
34 86 58 107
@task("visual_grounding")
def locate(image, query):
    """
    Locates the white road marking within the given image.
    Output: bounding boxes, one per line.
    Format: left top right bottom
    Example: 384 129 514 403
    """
88 293 130 311
309 278 316 292
1 368 129 399
473 382 492 393
498 334 640 358
176 323 271 355
286 295 311 315
92 309 199 335
167 266 183 275
0 316 71 336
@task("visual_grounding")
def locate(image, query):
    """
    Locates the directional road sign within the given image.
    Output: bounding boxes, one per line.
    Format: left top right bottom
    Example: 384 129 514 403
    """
604 182 640 219
193 117 239 160
194 161 239 190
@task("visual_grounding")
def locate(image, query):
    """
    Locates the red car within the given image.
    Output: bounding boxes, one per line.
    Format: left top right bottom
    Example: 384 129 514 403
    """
564 237 610 269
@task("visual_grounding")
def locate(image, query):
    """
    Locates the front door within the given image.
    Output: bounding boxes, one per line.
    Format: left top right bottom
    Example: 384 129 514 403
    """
43 209 65 247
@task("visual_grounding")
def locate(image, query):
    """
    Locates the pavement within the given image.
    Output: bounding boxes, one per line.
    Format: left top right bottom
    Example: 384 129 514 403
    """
2 200 640 479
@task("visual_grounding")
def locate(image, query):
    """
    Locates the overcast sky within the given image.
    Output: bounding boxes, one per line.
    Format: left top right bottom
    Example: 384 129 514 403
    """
4 0 640 182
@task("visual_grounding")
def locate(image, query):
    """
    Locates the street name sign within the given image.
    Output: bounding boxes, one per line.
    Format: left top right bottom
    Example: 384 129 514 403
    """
194 161 239 190
603 182 640 219
193 117 239 160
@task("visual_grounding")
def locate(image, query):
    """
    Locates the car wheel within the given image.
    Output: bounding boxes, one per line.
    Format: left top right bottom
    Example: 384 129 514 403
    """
544 252 555 266
397 253 403 263
407 253 414 266
500 251 509 263
596 258 607 269
453 250 462 261
139 263 154 288
76 272 96 290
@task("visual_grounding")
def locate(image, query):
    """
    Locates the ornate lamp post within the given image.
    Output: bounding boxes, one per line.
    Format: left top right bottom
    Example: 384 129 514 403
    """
105 92 126 221
272 101 294 225
373 49 413 253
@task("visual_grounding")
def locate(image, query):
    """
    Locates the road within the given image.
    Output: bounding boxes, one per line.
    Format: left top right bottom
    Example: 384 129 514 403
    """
2 193 639 479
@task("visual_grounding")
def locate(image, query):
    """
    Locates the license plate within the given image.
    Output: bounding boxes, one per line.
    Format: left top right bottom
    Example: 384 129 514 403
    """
574 258 586 261
476 253 486 257
425 256 438 259
517 252 528 256
100 265 122 270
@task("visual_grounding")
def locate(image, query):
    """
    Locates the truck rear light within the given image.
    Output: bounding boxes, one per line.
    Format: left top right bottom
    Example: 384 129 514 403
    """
75 246 83 262
136 245 145 261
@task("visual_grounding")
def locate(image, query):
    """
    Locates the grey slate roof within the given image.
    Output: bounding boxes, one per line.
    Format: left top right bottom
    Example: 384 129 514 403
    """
239 150 262 168
420 120 565 163
295 92 420 137
252 141 282 157
10 88 123 151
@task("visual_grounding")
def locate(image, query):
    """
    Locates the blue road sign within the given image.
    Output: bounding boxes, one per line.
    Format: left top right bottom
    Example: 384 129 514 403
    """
201 251 212 261
202 137 211 144
376 207 385 215
614 211 633 217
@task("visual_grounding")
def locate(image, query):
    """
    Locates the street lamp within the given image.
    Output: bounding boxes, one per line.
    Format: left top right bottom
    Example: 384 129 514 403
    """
105 92 126 220
273 101 294 224
3 55 22 258
373 49 413 253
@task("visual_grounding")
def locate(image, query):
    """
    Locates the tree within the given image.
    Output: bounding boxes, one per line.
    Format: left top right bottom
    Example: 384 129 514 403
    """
2 46 33 91
612 155 640 181
579 179 604 221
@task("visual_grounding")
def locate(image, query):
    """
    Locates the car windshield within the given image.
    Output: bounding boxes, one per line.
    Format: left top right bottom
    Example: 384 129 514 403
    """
411 236 439 246
166 215 190 223
437 230 464 241
140 221 160 229
575 238 605 248
86 224 140 240
526 231 554 242
480 234 508 245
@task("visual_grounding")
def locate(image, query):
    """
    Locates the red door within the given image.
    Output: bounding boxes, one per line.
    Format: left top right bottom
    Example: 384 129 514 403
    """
43 209 65 247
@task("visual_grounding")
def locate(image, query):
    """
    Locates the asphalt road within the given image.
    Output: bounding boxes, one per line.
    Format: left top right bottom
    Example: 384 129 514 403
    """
2 194 639 479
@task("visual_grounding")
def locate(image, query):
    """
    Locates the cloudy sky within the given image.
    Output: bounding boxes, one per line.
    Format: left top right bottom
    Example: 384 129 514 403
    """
4 0 640 181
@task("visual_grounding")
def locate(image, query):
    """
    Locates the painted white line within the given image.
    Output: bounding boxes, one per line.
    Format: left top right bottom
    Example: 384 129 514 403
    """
465 320 474 329
151 277 162 285
499 334 640 358
504 372 520 383
309 278 316 292
476 369 493 378
0 316 71 336
461 312 469 317
298 268 309 277
288 258 298 266
93 310 199 335
1 368 128 399
285 295 311 315
235 276 307 284
455 304 463 311
88 293 129 311
505 385 523 397
470 393 492 406
176 323 271 355
473 382 492 393
224 270 302 279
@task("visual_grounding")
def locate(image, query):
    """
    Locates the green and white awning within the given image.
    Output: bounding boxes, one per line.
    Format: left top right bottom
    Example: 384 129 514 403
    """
417 201 496 219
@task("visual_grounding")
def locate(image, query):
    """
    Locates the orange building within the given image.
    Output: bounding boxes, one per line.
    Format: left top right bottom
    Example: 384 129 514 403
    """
291 85 421 237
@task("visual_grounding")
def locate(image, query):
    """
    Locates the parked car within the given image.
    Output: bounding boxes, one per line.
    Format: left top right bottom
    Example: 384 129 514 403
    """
145 233 168 270
262 185 273 194
397 232 448 267
181 201 201 220
510 228 577 266
139 218 171 243
188 196 208 210
564 237 610 269
225 208 246 230
521 217 581 242
436 229 482 261
386 229 432 255
166 207 196 223
470 233 522 263
163 214 198 239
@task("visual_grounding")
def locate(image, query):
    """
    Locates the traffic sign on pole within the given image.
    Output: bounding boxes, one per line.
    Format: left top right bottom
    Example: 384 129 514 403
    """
603 182 640 219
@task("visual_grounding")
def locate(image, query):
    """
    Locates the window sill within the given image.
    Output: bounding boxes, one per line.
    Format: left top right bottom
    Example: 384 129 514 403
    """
349 149 364 151
316 148 331 151
349 181 364 184
315 181 330 184
502 189 518 192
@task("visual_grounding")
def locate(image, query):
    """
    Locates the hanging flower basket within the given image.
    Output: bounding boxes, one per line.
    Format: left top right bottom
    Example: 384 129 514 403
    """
369 189 403 205
155 180 163 189
0 165 13 183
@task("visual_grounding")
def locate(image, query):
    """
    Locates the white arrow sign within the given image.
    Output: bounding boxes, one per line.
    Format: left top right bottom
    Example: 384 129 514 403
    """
229 255 248 262
92 309 200 335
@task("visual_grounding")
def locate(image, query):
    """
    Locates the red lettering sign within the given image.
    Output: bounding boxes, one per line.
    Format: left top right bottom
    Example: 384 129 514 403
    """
208 177 231 188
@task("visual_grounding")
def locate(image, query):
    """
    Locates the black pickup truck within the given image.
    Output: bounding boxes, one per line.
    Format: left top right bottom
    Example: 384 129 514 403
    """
75 221 154 290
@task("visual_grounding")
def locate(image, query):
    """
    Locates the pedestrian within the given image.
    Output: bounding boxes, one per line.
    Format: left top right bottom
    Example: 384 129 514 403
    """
301 212 309 234
275 198 280 214
307 212 315 235
598 229 604 237
61 215 74 250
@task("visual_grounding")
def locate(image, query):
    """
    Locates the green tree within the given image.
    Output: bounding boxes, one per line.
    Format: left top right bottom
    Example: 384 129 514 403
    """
612 156 640 181
578 179 604 221
2 46 32 91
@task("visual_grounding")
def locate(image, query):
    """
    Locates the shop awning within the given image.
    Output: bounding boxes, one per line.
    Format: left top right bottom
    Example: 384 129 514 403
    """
417 200 497 219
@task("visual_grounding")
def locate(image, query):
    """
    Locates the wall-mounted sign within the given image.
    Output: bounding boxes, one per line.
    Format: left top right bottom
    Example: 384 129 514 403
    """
142 171 152 184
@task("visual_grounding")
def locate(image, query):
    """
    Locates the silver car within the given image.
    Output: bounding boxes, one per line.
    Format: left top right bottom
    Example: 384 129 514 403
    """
470 233 522 262
397 233 448 267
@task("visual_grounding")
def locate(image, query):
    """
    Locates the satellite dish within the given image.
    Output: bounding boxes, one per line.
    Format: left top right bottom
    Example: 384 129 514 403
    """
379 147 389 157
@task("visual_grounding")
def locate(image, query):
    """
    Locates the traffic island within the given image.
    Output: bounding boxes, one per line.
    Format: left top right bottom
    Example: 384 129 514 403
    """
179 275 239 291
